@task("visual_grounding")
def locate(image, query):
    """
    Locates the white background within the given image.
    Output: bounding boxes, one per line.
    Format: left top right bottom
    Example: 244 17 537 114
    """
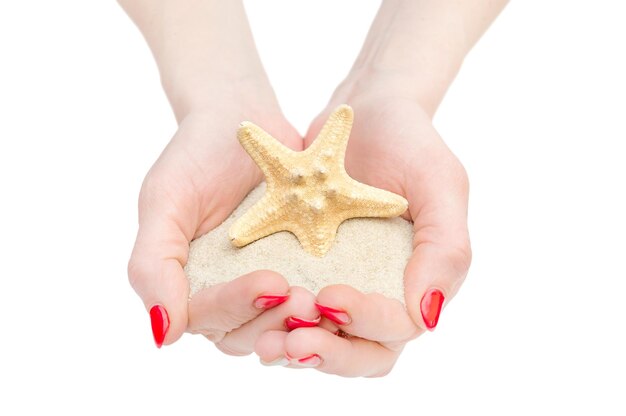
1 0 625 414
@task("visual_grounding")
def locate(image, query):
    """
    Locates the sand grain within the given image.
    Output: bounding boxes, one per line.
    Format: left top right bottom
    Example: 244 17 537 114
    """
185 184 413 304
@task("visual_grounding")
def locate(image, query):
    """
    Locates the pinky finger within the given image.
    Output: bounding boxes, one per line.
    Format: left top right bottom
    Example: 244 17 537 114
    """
285 327 400 377
255 330 290 366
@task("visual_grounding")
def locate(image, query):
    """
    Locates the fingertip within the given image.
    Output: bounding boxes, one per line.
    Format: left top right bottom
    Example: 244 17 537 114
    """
188 270 291 336
318 285 417 342
254 330 287 364
405 287 447 332
284 327 334 359
159 297 189 346
243 269 290 299
404 242 468 332
420 288 445 331
129 256 190 347
316 284 358 307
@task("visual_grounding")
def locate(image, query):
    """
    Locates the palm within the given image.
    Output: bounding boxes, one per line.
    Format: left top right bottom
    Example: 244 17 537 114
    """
130 108 304 347
140 111 301 244
304 97 470 348
308 98 467 228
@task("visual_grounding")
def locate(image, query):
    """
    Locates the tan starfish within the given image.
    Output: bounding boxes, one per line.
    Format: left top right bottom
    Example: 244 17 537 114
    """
229 104 409 257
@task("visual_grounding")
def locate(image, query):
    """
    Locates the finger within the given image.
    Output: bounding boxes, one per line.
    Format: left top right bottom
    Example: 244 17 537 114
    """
284 327 400 377
128 218 190 348
315 285 420 346
188 270 289 343
404 153 472 331
255 330 290 366
216 286 318 356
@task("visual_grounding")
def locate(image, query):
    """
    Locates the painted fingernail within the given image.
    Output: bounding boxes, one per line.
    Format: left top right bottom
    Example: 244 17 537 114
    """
420 289 445 331
254 294 289 309
149 305 170 348
260 356 289 367
290 354 322 368
284 316 321 331
315 302 351 325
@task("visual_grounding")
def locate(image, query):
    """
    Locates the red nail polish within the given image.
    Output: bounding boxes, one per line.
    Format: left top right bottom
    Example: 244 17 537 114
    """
149 305 170 348
254 294 289 309
315 303 351 325
294 354 322 368
420 289 444 331
284 316 321 331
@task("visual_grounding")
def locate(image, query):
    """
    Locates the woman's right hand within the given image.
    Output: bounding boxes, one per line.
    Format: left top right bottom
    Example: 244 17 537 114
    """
119 0 324 355
127 99 321 354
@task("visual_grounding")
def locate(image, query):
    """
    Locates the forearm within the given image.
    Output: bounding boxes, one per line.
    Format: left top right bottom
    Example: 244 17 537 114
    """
338 0 508 116
118 0 276 122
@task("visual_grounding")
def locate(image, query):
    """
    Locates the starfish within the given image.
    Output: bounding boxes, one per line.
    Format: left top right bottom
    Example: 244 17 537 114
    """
229 104 409 257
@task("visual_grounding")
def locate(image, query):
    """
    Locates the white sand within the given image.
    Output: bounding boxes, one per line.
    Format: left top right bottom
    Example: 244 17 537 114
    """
185 183 413 304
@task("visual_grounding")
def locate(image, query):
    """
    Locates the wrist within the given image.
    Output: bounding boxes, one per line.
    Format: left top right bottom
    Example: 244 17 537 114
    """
163 72 280 124
124 0 275 123
336 0 468 116
173 87 298 153
329 68 451 119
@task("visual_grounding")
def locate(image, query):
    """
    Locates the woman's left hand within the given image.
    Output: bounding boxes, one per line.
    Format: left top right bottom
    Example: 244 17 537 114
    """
255 86 472 377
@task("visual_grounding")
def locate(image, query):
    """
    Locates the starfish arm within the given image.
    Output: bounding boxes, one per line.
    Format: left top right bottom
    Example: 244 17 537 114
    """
231 105 408 256
229 193 291 247
306 105 354 162
336 179 409 219
238 122 296 187
291 214 342 257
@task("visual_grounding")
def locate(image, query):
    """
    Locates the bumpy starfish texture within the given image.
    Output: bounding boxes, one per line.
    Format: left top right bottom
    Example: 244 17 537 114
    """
229 105 409 257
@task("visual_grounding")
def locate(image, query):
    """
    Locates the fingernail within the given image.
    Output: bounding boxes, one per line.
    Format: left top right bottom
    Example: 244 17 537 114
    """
290 354 322 368
149 305 170 348
260 356 289 367
420 289 445 331
254 294 289 309
315 302 351 325
284 316 321 331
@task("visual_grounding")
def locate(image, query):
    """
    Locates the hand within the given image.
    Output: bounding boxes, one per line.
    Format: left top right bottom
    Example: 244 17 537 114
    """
127 97 322 353
121 0 326 355
255 84 471 377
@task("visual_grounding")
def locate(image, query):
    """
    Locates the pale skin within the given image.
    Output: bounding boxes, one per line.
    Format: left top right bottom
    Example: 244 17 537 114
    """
120 0 508 376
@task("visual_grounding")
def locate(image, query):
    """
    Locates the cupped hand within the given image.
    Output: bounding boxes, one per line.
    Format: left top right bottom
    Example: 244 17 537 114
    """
255 91 471 376
128 99 317 352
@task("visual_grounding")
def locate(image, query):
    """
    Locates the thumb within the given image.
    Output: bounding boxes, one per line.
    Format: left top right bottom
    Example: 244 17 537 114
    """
404 161 472 331
128 217 190 348
404 239 471 331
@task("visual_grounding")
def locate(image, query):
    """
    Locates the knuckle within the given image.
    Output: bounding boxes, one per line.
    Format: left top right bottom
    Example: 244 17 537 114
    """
316 284 355 307
210 310 249 334
127 257 148 293
366 292 403 321
447 155 470 194
215 339 249 356
367 354 401 378
246 270 289 296
255 269 287 286
284 328 319 356
137 172 162 212
193 328 226 344
368 364 395 378
284 287 317 316
288 286 315 304
448 239 472 273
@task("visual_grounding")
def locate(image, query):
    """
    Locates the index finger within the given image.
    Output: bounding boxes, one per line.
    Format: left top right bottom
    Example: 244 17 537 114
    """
315 284 420 347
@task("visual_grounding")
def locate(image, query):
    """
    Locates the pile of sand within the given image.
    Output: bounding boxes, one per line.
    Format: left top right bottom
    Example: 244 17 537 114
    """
185 184 413 303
